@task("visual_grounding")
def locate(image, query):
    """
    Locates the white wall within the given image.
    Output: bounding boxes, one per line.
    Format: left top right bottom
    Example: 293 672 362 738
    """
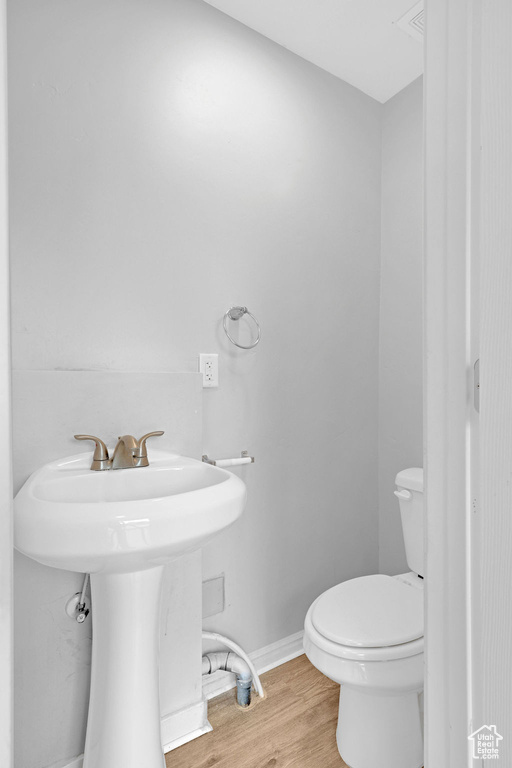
378 77 423 575
8 0 382 766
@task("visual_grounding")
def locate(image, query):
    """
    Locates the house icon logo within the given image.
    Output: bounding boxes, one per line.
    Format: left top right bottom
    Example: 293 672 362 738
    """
468 725 503 760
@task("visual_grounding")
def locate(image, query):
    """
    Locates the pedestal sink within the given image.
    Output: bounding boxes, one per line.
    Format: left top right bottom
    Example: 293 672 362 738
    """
14 449 246 768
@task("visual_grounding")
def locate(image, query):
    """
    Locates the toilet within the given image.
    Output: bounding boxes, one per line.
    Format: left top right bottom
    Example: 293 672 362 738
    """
304 468 424 768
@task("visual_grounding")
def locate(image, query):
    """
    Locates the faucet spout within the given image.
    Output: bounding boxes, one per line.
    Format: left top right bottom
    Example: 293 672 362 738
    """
111 435 139 470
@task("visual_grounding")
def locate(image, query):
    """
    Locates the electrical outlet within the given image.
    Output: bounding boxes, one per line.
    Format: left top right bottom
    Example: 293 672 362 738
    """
199 353 219 388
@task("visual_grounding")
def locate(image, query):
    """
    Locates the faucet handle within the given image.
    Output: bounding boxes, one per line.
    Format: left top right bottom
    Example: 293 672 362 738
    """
74 435 111 471
135 430 164 466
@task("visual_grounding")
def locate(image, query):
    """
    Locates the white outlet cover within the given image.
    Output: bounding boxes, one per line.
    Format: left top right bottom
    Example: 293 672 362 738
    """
199 354 219 388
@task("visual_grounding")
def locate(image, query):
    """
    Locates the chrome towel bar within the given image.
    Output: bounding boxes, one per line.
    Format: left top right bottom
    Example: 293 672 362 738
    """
202 451 255 468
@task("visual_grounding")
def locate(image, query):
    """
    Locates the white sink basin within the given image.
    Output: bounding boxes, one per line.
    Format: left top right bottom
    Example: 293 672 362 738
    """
14 449 246 573
14 448 247 768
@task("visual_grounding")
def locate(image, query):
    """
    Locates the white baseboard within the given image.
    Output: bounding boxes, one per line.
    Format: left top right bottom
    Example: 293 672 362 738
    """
50 630 304 768
47 757 83 768
252 629 305 675
163 721 213 753
161 698 211 753
201 629 304 702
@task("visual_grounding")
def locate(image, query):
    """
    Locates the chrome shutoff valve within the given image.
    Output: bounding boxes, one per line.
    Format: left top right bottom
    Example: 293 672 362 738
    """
76 604 90 624
66 592 90 624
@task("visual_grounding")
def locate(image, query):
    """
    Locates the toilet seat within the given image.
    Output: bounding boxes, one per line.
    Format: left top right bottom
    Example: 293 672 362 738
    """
312 574 423 648
305 608 424 661
306 574 424 662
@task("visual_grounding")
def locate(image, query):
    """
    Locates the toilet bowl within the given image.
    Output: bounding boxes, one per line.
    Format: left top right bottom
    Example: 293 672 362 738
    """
304 469 424 768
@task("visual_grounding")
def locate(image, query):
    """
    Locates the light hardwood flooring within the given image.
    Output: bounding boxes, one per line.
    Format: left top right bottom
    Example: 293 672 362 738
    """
165 654 349 768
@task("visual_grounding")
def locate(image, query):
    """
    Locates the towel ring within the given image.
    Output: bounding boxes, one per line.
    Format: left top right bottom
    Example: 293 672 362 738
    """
223 306 261 350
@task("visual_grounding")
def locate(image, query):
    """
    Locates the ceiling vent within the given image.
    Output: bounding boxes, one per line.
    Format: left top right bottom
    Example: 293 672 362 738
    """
395 1 424 42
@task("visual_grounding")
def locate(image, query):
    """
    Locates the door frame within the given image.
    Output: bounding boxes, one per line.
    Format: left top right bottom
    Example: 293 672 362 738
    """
0 0 12 764
424 1 480 765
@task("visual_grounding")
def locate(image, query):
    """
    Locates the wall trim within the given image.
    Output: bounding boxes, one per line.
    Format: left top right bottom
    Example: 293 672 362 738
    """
46 758 83 768
52 630 304 768
161 699 211 753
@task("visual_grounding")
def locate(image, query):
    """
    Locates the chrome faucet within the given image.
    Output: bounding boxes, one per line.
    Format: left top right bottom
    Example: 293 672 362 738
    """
74 431 164 471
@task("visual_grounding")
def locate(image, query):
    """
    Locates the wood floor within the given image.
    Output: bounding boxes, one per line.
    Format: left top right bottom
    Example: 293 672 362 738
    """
165 654 348 768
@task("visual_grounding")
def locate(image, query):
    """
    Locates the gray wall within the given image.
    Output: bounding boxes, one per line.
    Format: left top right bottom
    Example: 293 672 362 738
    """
9 1 382 766
378 77 423 575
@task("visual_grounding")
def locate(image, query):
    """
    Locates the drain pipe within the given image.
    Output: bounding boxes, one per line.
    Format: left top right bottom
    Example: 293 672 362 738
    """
202 631 265 707
202 651 253 707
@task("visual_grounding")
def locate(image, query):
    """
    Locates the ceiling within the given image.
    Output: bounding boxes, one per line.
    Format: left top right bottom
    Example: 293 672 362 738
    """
202 0 424 103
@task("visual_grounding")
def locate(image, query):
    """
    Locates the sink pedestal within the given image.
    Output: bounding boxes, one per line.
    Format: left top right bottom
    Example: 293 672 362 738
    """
83 567 166 768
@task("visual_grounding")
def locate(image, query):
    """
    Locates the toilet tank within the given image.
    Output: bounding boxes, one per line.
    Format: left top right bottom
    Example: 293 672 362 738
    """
395 468 424 578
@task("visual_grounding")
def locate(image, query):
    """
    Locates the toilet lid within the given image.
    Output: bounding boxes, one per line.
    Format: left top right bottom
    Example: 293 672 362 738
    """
311 574 423 648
